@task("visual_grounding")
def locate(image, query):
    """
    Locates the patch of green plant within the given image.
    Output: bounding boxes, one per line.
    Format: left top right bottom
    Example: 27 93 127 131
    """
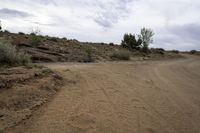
0 42 31 66
110 50 130 60
190 50 200 56
150 48 165 55
109 43 114 46
190 50 197 54
30 34 41 46
170 50 179 54
83 45 94 62
121 33 142 50
47 37 58 42
18 32 25 35
42 68 54 74
17 52 32 65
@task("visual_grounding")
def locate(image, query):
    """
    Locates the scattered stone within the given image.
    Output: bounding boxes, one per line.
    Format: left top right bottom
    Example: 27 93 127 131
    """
34 72 40 77
65 69 70 72
52 74 63 80
0 114 4 118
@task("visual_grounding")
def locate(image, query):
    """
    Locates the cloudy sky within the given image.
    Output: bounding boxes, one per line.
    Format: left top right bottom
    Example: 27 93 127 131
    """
0 0 199 50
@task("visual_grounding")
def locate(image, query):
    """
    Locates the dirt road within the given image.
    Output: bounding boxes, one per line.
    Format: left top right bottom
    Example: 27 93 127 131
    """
8 55 200 133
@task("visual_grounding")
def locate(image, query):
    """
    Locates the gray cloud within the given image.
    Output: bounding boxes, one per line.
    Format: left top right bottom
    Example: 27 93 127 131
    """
31 21 58 26
169 23 200 43
0 0 200 50
154 23 200 50
94 12 118 28
36 0 57 5
0 8 31 18
93 0 134 28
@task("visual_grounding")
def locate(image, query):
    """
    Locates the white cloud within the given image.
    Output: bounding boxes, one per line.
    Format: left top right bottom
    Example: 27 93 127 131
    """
0 0 200 50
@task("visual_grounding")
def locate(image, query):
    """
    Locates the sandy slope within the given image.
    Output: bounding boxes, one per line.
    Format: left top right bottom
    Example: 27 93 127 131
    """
8 55 200 133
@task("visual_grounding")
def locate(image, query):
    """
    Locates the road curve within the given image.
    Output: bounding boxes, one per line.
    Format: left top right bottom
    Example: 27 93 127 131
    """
8 55 200 133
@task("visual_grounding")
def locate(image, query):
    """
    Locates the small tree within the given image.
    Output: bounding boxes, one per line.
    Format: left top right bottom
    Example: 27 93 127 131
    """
190 50 197 54
139 28 154 52
121 33 142 50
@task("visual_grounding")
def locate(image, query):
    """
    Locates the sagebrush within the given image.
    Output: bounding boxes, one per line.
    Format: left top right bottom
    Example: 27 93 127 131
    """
30 34 41 46
0 42 31 66
110 50 130 60
83 45 94 62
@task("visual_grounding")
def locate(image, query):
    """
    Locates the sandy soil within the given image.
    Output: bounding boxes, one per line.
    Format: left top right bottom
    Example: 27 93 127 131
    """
7 55 200 133
0 67 63 131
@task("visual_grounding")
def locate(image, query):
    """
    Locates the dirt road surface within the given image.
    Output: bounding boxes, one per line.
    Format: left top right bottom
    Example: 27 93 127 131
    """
8 55 200 133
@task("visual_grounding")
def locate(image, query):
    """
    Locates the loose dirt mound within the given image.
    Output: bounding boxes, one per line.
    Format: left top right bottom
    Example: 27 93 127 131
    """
0 66 63 131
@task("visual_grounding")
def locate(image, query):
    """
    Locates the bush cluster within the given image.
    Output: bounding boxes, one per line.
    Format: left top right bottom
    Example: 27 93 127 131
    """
190 50 197 54
121 34 142 50
0 42 31 66
110 50 130 60
170 50 179 54
121 28 154 53
83 45 94 62
150 48 165 55
30 35 41 46
47 37 58 42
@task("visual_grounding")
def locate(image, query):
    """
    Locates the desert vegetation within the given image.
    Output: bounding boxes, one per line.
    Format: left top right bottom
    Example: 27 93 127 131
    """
110 50 130 60
121 33 142 51
0 21 182 64
121 28 154 53
0 18 200 133
83 45 94 62
0 42 31 66
190 50 200 56
1 0 200 132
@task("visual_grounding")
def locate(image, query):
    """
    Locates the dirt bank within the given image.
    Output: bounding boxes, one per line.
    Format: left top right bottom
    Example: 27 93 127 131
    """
0 66 63 131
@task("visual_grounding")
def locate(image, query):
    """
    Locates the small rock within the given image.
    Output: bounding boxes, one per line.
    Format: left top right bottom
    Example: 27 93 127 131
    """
0 114 4 118
65 69 70 72
34 73 40 77
52 74 63 80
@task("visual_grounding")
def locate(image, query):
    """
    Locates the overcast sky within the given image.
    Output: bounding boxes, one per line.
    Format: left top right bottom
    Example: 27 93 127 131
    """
0 0 199 50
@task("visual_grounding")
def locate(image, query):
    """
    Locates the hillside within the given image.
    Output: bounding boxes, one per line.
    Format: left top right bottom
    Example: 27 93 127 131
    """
0 31 181 63
0 30 185 132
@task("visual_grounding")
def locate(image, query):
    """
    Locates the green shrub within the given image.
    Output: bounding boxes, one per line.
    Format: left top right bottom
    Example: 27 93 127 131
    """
42 68 54 74
109 43 114 46
83 45 94 62
62 37 67 40
4 30 10 33
47 37 58 42
110 50 130 60
17 52 32 65
121 33 142 50
190 50 197 54
171 50 179 54
18 32 25 35
30 35 41 46
0 42 31 66
150 48 165 55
